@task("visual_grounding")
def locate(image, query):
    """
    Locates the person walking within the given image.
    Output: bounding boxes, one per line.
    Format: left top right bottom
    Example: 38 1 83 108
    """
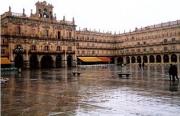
172 65 179 81
169 64 173 81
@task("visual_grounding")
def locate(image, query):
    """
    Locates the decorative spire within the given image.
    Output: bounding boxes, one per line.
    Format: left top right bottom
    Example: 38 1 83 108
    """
23 8 25 16
72 17 75 24
31 9 33 15
9 6 11 12
54 13 56 19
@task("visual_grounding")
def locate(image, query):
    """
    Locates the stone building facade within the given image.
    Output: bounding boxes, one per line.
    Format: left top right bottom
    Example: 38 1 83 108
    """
1 1 180 69
115 21 180 64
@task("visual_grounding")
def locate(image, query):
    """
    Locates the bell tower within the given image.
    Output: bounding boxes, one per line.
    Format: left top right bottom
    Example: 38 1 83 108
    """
35 1 54 19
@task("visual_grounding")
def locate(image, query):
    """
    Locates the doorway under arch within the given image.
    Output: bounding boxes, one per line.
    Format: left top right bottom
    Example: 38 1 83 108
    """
171 54 177 62
126 56 130 64
117 57 123 64
41 55 53 68
30 54 38 69
56 55 62 68
137 56 141 63
67 55 73 67
131 56 136 63
149 55 155 63
163 54 169 63
143 56 148 63
156 55 161 63
14 54 24 68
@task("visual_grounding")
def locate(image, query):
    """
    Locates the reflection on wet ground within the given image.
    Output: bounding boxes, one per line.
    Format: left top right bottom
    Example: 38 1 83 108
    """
1 64 180 116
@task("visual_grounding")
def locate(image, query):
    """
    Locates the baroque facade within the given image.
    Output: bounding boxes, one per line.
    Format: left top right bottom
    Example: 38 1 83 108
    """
1 1 180 69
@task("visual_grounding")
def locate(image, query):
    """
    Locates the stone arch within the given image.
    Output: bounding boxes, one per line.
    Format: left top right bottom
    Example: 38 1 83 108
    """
56 54 62 68
171 54 177 62
67 54 73 67
14 54 24 68
137 56 141 63
143 56 148 63
149 55 155 63
117 56 123 64
41 55 53 68
30 54 38 69
156 55 161 63
131 56 136 63
163 54 169 63
126 56 130 64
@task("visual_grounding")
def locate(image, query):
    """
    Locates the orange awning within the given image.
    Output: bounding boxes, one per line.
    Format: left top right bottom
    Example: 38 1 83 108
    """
78 57 111 62
0 57 11 65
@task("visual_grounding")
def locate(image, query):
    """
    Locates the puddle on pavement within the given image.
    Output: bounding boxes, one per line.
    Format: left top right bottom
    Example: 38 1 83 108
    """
1 64 180 116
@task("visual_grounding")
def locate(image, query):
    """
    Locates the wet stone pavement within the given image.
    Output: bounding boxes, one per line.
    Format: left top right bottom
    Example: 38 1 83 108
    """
1 64 180 116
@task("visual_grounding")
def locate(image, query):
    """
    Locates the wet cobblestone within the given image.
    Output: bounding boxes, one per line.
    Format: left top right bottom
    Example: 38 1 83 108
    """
1 64 180 116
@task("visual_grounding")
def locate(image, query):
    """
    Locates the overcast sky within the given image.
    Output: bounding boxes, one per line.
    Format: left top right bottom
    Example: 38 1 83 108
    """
1 0 180 33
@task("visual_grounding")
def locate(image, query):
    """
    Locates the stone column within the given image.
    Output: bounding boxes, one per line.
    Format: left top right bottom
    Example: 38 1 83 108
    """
24 50 30 69
154 55 157 64
62 53 67 67
147 55 150 64
177 54 180 64
169 54 171 64
123 56 126 64
72 54 77 67
129 56 132 64
52 55 56 68
161 54 163 64
114 57 118 65
37 55 42 68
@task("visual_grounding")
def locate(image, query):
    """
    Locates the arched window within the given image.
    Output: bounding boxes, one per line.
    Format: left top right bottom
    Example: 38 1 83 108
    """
31 45 36 50
44 46 49 51
56 46 61 51
57 31 61 39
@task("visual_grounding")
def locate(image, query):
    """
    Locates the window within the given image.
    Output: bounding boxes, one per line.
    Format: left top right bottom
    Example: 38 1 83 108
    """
172 38 176 42
67 46 72 51
163 39 167 43
31 45 36 50
46 30 49 37
17 25 21 34
172 46 176 50
1 49 5 55
57 46 61 51
69 32 72 38
150 48 154 51
58 31 61 39
44 46 49 51
164 47 168 51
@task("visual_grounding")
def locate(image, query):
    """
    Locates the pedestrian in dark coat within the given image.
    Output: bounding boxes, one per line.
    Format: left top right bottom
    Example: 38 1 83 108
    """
172 65 179 81
169 64 173 81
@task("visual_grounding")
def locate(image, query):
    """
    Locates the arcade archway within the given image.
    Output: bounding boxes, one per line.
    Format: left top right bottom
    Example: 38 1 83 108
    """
117 57 123 64
131 56 136 63
143 56 148 63
41 55 53 68
137 56 141 63
67 55 72 67
30 54 38 69
163 54 169 63
14 54 24 68
171 54 177 62
56 55 62 68
126 56 130 64
149 55 155 63
156 55 161 63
